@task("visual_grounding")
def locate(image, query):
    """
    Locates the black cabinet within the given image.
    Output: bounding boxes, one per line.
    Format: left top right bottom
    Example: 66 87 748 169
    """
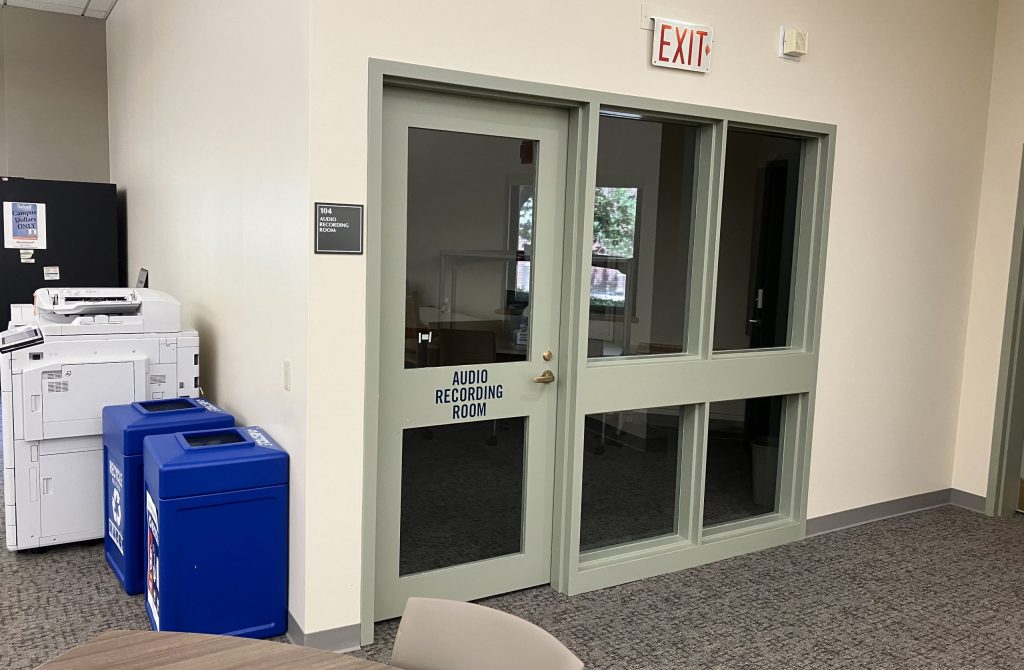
1 177 124 321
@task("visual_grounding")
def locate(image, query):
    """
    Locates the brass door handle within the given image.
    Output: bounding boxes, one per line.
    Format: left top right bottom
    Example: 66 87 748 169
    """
531 369 555 384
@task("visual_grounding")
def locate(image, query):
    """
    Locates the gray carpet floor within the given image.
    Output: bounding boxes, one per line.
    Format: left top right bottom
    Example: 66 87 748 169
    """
353 505 1024 669
4 402 1024 669
0 409 151 668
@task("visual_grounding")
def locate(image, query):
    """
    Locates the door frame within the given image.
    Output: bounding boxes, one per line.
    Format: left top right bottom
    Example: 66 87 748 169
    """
372 87 574 620
987 148 1024 517
362 58 836 644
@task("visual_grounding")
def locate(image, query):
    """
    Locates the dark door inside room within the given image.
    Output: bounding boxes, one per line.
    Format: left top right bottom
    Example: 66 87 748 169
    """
747 156 800 351
744 156 800 447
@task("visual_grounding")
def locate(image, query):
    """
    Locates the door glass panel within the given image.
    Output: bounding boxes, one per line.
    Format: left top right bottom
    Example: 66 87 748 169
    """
704 395 785 527
588 112 698 358
580 406 681 551
714 130 803 351
400 418 526 576
405 128 538 368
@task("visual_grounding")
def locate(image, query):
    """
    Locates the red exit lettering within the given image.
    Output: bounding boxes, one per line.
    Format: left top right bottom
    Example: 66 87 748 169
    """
652 19 713 73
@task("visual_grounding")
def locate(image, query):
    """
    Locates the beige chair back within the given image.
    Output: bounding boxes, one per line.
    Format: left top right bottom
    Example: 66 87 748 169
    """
390 597 584 670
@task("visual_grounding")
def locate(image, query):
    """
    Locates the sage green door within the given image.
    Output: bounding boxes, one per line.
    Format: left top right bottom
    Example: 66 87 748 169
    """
375 87 569 621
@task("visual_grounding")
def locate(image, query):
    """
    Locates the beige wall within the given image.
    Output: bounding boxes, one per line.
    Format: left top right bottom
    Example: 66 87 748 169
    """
0 6 108 182
954 0 1024 496
103 0 1011 638
105 0 312 628
305 0 998 633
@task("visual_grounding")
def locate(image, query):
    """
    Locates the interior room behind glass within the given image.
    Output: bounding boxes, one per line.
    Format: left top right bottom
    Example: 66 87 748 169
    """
713 130 803 352
404 128 538 369
704 396 786 527
588 112 697 359
577 112 698 553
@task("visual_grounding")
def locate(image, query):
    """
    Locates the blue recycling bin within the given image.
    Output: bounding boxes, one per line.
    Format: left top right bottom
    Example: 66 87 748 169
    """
103 397 235 595
143 425 288 638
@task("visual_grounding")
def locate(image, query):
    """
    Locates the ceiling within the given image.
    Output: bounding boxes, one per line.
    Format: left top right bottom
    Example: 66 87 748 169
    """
1 0 117 20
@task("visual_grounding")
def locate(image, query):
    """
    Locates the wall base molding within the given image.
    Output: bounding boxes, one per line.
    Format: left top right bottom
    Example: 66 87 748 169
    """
949 488 988 513
287 612 361 653
806 488 987 536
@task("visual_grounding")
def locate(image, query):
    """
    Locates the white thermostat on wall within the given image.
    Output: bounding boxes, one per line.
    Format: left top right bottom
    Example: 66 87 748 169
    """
780 26 808 59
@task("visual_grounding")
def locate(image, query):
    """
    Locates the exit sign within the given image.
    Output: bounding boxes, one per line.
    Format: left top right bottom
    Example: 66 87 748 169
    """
651 18 713 73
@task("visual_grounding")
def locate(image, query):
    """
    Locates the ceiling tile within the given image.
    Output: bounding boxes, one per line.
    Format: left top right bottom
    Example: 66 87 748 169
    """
7 0 89 15
86 0 115 12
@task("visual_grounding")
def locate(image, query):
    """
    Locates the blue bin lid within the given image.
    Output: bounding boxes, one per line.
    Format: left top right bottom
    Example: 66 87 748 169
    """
143 425 288 499
103 397 235 457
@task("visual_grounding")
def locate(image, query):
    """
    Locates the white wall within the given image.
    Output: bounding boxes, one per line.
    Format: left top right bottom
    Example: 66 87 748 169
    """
954 0 1024 497
105 0 312 627
306 0 998 633
1 7 109 182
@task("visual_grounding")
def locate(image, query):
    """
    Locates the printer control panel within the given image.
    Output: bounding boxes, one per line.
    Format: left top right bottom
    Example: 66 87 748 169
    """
0 325 44 355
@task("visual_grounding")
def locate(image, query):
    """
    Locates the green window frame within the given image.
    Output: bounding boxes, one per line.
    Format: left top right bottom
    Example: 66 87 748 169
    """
363 59 835 643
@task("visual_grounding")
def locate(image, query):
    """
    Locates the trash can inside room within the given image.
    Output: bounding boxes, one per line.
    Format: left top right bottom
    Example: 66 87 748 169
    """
751 436 780 509
143 425 288 638
103 397 235 595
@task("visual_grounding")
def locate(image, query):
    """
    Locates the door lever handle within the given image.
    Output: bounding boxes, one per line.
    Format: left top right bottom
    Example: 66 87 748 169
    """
531 369 556 384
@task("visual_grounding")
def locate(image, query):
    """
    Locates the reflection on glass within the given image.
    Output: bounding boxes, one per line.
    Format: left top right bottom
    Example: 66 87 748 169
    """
580 406 681 552
588 113 697 359
404 128 538 369
511 183 534 305
703 396 785 527
713 130 803 351
591 187 638 310
400 418 526 576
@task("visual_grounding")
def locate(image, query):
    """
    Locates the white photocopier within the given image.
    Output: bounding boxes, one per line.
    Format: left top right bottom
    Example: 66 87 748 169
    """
0 288 200 550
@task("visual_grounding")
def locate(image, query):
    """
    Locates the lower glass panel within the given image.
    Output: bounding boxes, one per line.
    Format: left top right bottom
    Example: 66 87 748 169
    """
704 396 785 527
580 407 681 552
400 417 526 576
